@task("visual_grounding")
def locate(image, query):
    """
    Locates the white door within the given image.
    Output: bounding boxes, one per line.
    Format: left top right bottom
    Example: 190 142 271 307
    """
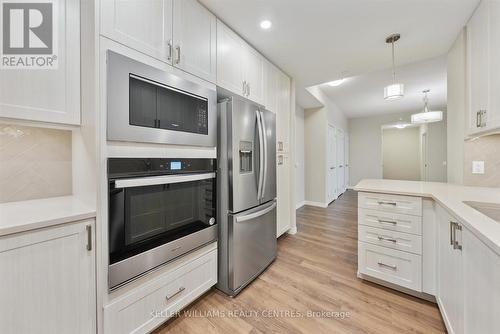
336 129 345 196
277 154 291 237
0 0 81 125
0 220 96 334
462 227 500 334
172 0 216 83
467 0 490 133
436 205 463 334
327 125 338 202
216 20 244 95
243 44 264 104
101 0 174 63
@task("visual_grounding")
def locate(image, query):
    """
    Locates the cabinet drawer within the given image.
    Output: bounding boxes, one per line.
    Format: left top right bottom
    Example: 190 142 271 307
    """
358 242 422 291
104 245 217 334
358 192 422 216
358 208 422 235
358 225 422 255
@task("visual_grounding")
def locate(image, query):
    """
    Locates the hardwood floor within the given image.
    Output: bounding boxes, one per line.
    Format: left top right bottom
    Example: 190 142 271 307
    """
154 190 446 334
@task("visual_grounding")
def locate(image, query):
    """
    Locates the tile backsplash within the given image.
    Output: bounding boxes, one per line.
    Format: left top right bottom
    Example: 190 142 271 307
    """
463 134 500 188
0 124 72 203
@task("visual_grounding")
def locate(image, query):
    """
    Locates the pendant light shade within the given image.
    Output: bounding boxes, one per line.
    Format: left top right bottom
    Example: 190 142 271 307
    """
384 34 404 100
384 83 404 100
411 89 443 124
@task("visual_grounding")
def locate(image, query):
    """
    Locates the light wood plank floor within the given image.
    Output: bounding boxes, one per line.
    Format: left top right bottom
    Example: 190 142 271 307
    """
154 190 446 334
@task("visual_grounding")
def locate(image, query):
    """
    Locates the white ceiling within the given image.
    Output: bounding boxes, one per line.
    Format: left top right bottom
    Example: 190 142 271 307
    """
321 56 448 118
200 0 478 111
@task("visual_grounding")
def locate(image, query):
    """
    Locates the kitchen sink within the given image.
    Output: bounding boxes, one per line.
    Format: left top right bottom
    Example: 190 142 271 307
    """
463 201 500 222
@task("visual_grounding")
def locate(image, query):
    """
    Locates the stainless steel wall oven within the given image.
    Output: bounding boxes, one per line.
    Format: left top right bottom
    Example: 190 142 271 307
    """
108 158 217 290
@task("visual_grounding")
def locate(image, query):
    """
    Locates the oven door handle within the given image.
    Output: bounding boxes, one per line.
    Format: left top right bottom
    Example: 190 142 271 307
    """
114 172 216 189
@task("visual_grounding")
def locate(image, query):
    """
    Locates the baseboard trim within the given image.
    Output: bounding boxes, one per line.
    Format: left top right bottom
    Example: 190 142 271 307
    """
295 201 305 209
303 201 328 208
287 226 297 235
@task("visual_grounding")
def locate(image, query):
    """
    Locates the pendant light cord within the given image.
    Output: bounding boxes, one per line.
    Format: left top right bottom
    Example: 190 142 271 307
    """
392 40 396 83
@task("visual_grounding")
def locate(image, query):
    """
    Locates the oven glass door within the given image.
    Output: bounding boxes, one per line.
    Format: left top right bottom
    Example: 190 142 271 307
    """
109 176 216 264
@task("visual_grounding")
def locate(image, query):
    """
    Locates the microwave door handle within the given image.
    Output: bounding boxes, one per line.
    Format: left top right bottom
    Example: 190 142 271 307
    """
260 111 268 200
255 110 264 200
114 172 216 188
235 202 276 223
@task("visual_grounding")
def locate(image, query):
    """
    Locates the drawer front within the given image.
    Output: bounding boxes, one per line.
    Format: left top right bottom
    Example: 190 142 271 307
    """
104 246 217 334
359 208 422 235
358 242 422 291
358 225 422 255
358 192 422 216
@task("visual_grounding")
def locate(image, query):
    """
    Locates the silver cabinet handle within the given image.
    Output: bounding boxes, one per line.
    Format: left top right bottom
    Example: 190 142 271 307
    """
247 82 251 96
242 81 247 96
453 223 463 251
378 201 397 206
166 286 185 301
450 221 454 246
377 261 397 270
175 45 181 64
167 40 173 61
86 225 92 251
378 236 397 243
476 110 481 128
378 219 397 225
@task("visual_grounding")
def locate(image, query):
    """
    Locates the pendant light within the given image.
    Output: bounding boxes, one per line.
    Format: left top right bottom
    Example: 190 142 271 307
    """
411 89 443 124
384 33 404 100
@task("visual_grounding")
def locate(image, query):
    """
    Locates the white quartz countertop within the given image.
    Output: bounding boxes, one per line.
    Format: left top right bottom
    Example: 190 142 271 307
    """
0 196 96 237
354 179 500 255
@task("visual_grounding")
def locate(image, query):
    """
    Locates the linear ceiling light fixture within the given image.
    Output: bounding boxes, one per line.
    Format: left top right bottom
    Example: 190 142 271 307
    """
411 89 443 124
384 33 404 100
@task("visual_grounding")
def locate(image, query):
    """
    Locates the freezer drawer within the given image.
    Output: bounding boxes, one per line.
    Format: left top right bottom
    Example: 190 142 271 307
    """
229 201 277 292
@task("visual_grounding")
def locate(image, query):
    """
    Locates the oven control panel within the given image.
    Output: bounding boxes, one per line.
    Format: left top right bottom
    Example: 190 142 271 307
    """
108 158 216 178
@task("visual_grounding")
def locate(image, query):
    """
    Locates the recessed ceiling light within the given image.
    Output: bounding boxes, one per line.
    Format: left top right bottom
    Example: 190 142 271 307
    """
326 79 345 87
260 20 272 30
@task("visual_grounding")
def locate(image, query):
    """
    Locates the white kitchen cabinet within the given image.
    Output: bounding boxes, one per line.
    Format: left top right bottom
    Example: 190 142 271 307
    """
0 0 80 125
101 0 174 64
0 219 96 334
243 44 264 104
277 153 291 237
216 20 244 94
216 20 264 104
462 226 500 334
264 60 280 113
104 243 217 334
276 70 291 153
466 0 500 136
173 0 217 83
436 205 463 334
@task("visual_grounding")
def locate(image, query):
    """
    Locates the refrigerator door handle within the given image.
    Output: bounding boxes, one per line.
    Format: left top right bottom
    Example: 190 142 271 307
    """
235 202 277 223
260 110 268 200
255 110 265 200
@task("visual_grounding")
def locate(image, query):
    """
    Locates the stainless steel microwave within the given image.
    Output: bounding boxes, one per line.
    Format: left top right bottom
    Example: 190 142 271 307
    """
107 51 217 147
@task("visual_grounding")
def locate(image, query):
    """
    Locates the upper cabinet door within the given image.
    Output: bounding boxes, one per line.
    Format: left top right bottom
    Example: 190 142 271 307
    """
101 0 173 64
0 0 80 125
173 0 216 83
243 44 264 105
467 0 489 134
264 60 279 113
276 71 291 153
217 20 245 95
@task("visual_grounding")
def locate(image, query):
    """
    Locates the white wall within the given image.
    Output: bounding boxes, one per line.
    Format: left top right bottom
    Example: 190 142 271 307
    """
447 29 466 185
295 104 305 208
349 111 447 185
382 127 421 181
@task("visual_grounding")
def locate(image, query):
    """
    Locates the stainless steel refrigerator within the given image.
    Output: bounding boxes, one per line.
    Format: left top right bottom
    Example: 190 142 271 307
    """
217 95 277 296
